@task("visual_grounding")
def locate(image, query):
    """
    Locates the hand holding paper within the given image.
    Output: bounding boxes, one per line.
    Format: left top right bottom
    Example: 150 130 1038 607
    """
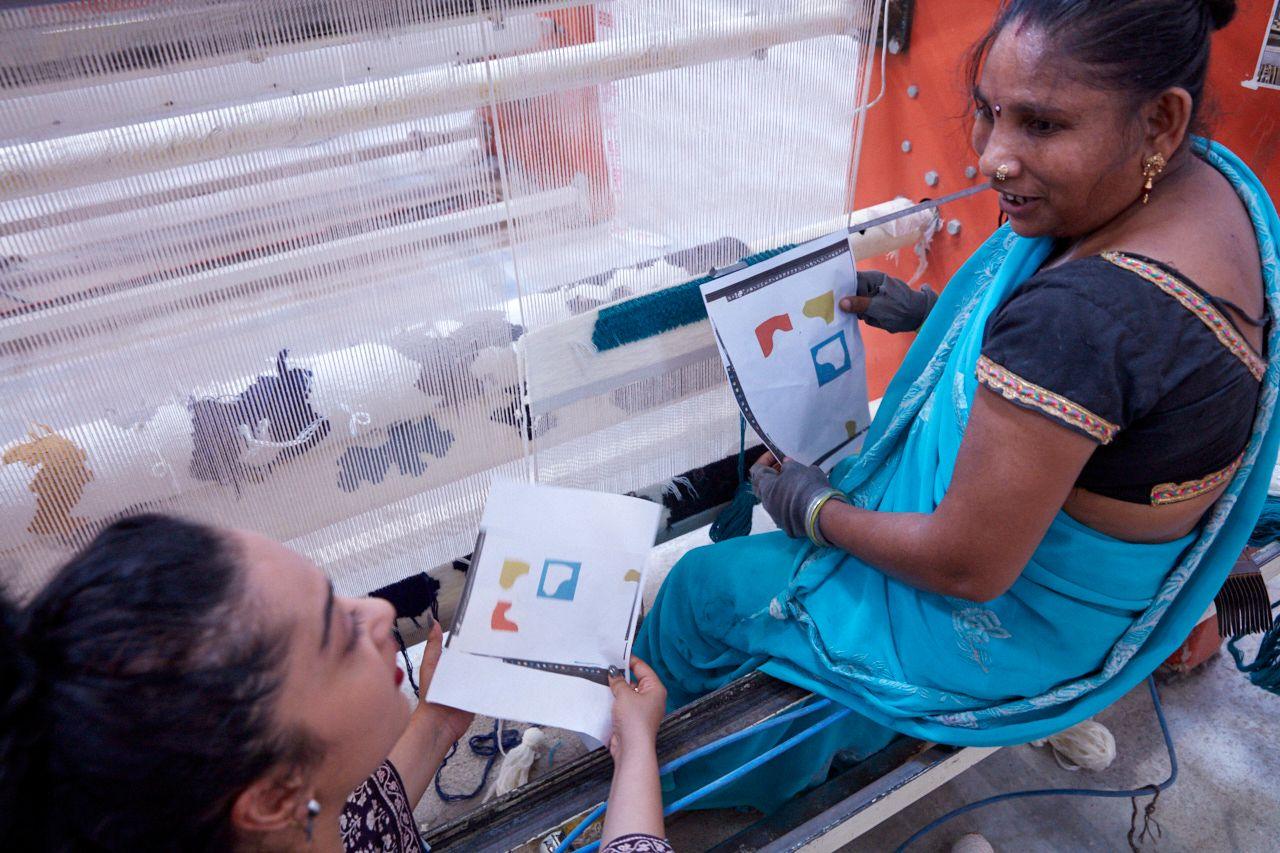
607 657 667 759
751 458 848 545
416 622 474 746
843 270 937 333
701 231 872 471
427 480 660 741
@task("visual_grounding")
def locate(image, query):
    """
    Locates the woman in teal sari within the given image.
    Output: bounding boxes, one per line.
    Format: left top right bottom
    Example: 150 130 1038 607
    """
635 0 1279 812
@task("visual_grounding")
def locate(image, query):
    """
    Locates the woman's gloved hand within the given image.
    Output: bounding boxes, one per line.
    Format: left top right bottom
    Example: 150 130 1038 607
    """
839 270 937 333
750 452 848 547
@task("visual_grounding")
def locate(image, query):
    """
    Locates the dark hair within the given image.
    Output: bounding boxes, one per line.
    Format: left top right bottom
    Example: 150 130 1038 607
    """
967 0 1237 135
0 514 318 852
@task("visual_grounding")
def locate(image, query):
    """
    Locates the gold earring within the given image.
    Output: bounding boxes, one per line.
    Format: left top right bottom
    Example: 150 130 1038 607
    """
994 164 1009 182
1141 153 1166 205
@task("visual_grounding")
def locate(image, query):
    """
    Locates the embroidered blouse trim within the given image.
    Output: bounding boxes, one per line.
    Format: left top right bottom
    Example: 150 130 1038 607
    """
1150 453 1244 506
976 355 1119 444
1102 252 1266 381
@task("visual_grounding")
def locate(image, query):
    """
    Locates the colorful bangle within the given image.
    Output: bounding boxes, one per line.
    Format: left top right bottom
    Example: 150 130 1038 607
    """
805 489 848 548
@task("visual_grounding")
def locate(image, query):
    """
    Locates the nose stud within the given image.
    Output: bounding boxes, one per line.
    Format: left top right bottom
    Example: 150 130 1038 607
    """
994 164 1009 182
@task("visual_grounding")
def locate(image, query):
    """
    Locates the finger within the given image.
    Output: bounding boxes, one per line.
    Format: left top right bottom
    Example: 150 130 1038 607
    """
629 656 660 684
755 450 778 468
629 658 666 698
421 623 445 669
840 295 872 314
749 465 778 497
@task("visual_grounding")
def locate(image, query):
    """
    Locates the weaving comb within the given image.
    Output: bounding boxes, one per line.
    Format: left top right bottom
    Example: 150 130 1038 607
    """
1214 543 1277 638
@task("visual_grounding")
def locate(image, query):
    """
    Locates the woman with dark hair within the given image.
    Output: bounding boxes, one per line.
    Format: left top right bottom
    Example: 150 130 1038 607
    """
634 0 1280 811
0 514 674 852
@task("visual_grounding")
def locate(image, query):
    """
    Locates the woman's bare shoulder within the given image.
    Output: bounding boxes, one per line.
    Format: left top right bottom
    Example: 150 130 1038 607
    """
1111 158 1264 335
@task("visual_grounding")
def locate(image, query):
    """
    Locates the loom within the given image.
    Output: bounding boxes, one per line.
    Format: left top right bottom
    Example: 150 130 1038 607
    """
0 0 934 598
13 2 1270 850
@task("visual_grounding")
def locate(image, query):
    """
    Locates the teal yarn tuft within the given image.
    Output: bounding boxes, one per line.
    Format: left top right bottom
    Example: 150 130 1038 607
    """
591 244 798 353
709 480 756 542
592 281 708 352
1227 601 1280 695
709 417 756 542
1248 495 1280 547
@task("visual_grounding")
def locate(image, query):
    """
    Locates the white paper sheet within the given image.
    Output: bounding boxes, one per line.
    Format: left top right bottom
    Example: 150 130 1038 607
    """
428 646 617 742
428 480 660 740
700 231 871 470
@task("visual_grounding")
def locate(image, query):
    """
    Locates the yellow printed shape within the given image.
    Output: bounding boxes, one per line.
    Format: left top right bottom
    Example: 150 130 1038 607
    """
3 423 93 537
845 420 860 439
803 291 836 325
499 559 531 589
623 569 641 583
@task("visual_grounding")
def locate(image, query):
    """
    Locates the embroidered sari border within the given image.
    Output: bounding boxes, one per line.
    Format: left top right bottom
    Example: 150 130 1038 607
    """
1150 453 1244 506
976 355 1119 444
1102 251 1266 381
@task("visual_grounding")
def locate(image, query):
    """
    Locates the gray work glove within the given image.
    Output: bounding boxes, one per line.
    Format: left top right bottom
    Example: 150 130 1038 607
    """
750 458 848 546
848 270 937 333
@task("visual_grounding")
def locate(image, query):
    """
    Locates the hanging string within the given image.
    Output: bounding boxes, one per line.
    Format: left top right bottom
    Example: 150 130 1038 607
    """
709 415 756 542
390 623 419 697
852 0 891 116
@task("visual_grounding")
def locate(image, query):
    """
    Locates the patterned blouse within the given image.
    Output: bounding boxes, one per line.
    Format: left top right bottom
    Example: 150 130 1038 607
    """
601 834 675 852
338 761 673 853
340 760 422 853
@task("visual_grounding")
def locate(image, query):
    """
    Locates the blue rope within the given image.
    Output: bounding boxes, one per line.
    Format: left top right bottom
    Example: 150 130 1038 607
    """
556 679 1177 851
553 699 842 853
434 718 522 803
662 707 852 816
660 698 833 776
555 802 608 852
893 677 1177 852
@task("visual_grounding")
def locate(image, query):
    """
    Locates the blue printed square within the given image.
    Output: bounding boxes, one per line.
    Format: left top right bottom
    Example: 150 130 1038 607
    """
537 559 582 602
810 331 851 387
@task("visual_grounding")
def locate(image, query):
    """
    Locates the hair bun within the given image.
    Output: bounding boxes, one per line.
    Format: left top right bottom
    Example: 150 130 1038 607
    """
1202 0 1237 31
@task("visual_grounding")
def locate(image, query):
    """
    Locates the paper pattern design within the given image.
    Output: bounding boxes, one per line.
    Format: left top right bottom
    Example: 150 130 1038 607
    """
430 480 661 740
701 231 871 470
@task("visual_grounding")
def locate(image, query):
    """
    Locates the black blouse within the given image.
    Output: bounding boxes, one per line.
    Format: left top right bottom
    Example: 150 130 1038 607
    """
978 251 1265 505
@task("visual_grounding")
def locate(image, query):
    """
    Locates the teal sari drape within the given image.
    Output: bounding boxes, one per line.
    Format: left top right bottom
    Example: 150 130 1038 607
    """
634 141 1280 812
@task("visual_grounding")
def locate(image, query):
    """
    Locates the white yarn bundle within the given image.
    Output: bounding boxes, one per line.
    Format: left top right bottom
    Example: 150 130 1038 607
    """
487 727 548 801
951 833 995 853
1031 719 1117 772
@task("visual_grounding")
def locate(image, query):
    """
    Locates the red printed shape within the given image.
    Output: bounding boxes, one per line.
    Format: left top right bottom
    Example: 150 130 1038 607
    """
490 601 519 632
755 313 794 358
